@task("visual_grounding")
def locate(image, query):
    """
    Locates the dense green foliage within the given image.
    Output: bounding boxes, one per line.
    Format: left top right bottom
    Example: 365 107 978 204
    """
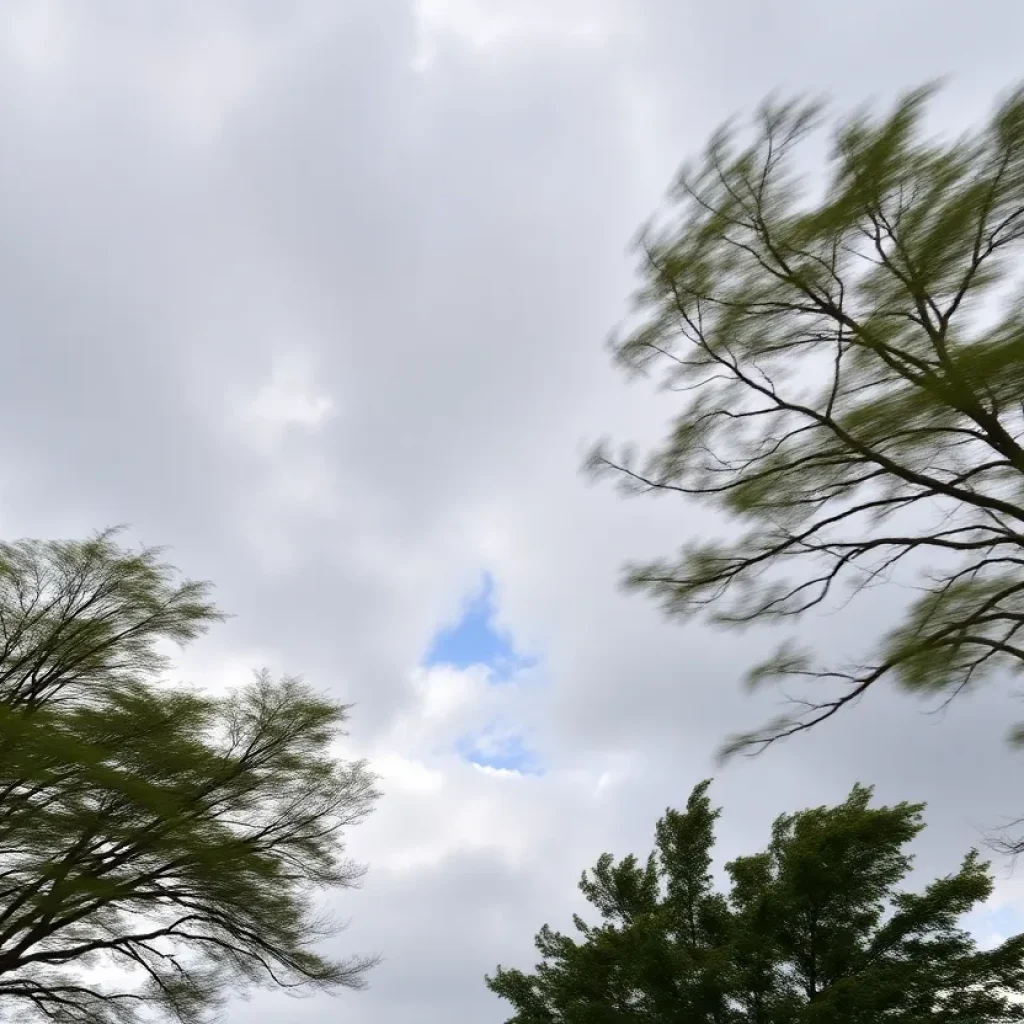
0 531 379 1023
488 781 1024 1022
588 82 1024 757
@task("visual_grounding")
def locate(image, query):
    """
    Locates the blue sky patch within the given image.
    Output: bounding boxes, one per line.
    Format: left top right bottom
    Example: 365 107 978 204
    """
424 572 535 681
424 573 543 773
966 902 1024 948
455 729 543 775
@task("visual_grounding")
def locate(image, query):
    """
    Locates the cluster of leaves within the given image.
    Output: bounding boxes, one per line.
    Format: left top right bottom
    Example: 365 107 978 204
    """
588 82 1024 757
488 781 1024 1022
0 531 379 1023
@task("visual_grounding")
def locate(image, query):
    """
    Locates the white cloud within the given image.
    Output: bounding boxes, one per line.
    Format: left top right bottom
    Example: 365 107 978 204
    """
412 0 626 70
3 0 68 74
236 350 337 448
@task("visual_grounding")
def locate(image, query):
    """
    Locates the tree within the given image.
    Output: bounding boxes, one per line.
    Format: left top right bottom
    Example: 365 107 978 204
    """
586 82 1024 758
487 781 1024 1022
0 530 380 1023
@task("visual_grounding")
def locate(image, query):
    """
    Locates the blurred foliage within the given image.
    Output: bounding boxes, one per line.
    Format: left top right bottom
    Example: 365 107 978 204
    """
588 81 1024 757
0 530 379 1022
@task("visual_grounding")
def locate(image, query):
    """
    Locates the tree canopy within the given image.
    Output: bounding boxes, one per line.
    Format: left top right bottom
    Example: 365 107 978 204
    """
487 780 1024 1022
587 82 1024 757
0 530 379 1023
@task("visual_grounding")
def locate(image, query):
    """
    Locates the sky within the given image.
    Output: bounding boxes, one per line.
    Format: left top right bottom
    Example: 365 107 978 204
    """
1 0 1023 1020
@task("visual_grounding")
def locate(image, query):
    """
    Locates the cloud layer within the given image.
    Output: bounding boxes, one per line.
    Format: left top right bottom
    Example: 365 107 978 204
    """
2 1 1024 1021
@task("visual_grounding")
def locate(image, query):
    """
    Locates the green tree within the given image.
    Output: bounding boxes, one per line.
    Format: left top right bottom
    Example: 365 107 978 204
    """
587 82 1024 758
487 781 1024 1022
0 531 380 1023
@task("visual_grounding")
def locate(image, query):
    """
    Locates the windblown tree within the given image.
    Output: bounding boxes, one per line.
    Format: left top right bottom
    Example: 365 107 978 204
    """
587 82 1024 758
487 781 1024 1022
0 531 379 1023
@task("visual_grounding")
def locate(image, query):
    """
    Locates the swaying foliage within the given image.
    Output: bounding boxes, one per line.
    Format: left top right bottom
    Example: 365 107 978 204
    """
487 781 1024 1022
0 530 380 1023
587 82 1024 757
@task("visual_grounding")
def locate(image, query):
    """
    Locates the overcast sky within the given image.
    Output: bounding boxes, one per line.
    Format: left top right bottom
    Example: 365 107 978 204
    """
2 1 1024 1021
